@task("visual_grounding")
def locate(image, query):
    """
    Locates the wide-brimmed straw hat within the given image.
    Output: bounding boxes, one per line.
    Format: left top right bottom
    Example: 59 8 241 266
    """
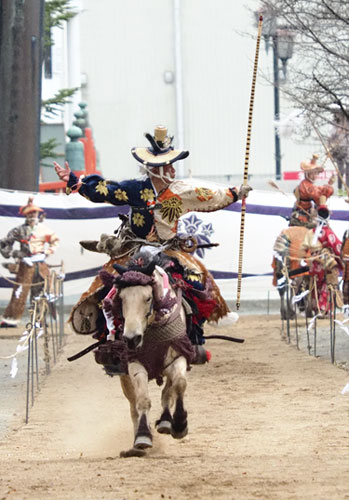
131 125 189 167
19 196 44 216
300 153 324 174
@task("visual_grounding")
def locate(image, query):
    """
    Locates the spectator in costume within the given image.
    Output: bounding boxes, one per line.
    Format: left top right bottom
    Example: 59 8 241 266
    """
0 197 59 327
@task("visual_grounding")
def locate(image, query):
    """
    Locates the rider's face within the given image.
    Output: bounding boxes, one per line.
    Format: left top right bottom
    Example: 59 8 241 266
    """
26 211 40 227
149 164 176 186
306 170 318 181
162 164 176 183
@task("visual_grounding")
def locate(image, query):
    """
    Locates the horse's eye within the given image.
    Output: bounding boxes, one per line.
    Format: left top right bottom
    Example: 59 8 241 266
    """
146 297 152 302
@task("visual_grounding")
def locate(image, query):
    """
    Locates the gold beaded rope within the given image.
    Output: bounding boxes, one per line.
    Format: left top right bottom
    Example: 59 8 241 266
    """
236 15 263 310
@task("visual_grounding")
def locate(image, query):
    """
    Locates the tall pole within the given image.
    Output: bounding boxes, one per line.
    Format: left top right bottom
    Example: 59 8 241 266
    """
66 0 82 131
272 34 281 180
173 0 185 178
236 16 263 310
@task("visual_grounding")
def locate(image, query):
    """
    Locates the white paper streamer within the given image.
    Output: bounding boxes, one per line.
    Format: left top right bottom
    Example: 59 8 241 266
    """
307 314 322 333
16 343 28 354
334 319 349 337
292 289 310 304
10 358 18 378
341 383 349 395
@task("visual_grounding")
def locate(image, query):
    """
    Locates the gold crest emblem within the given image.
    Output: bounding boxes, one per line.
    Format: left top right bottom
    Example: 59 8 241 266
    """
95 180 108 196
140 188 155 202
114 189 128 201
132 212 145 227
160 197 183 223
195 187 214 202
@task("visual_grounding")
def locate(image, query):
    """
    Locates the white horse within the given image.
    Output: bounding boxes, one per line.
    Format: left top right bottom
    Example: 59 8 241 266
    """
101 252 196 457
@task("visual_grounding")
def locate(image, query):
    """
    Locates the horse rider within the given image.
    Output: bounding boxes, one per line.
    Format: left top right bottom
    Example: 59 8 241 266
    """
0 197 59 327
301 205 343 316
54 125 252 351
289 153 335 228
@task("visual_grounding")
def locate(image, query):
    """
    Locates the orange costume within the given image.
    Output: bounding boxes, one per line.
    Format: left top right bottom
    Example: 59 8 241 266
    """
289 154 334 227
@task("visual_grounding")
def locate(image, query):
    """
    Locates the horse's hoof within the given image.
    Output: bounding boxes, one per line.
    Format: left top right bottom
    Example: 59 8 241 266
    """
120 447 147 458
171 426 188 439
134 435 153 449
156 420 172 435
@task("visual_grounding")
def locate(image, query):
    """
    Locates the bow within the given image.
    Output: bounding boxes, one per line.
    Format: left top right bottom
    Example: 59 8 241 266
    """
236 15 263 310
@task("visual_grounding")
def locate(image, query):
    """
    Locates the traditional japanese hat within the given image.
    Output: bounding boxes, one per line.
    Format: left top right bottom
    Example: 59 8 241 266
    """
131 125 189 167
19 196 43 216
300 153 324 174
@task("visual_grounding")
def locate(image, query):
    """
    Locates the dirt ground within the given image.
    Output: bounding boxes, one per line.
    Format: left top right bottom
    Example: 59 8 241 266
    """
0 315 348 500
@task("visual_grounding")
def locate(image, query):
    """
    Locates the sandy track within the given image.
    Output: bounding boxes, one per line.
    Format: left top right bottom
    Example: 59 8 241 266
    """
0 315 348 500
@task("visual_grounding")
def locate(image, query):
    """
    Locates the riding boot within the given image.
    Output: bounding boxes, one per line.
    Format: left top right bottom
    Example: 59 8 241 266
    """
79 240 99 252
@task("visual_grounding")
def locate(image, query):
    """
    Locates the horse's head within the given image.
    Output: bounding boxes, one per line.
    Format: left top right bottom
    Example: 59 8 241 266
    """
113 250 173 350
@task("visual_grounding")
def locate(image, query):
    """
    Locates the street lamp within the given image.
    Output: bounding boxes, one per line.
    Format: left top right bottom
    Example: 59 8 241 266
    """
255 8 295 180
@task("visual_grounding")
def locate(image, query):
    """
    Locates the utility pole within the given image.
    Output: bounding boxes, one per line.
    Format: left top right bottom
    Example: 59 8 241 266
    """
272 34 281 180
0 0 45 191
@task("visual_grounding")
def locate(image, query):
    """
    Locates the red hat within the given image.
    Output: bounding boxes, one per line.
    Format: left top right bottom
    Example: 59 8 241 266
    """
19 197 44 217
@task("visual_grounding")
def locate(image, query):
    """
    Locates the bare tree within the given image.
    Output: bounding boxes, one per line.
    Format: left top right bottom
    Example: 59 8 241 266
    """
258 0 349 132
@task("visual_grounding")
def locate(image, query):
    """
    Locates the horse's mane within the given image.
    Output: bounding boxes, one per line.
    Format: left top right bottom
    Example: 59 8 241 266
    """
128 249 173 272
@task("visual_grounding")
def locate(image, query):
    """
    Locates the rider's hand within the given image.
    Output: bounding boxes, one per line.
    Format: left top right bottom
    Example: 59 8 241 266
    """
53 161 71 182
237 184 253 200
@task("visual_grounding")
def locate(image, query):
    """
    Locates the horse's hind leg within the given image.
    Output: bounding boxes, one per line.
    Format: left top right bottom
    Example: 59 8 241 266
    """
127 362 152 450
164 356 188 439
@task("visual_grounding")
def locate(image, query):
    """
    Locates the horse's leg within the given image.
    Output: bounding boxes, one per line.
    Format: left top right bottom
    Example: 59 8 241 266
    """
278 284 287 320
119 375 138 436
117 375 148 458
127 361 152 450
163 355 188 439
156 377 173 434
286 281 295 319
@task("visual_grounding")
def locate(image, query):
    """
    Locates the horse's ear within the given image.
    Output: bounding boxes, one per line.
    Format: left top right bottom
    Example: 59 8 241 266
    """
142 260 156 276
113 263 128 275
